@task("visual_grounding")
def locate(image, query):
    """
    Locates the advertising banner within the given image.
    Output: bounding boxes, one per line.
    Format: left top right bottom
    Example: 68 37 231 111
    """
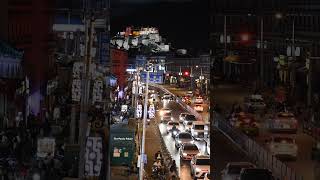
99 32 110 65
85 137 103 177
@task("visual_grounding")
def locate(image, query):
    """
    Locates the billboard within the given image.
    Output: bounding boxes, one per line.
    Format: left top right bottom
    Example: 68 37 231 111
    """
98 32 110 65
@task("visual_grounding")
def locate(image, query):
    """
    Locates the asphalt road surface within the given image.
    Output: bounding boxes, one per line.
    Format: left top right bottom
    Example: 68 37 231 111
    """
161 85 253 180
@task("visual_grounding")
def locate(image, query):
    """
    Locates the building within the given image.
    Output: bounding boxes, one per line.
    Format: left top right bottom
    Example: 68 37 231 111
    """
0 40 23 128
210 0 320 101
0 0 56 117
110 48 128 90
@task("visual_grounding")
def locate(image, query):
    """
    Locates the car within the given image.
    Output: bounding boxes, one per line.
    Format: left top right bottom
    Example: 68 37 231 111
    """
194 104 204 112
179 112 190 123
175 132 194 150
184 121 193 132
268 112 298 133
244 94 266 112
204 172 211 180
232 112 259 136
191 121 208 140
195 96 204 104
239 168 274 180
184 114 197 122
162 93 172 101
221 162 256 180
179 143 200 161
166 121 180 134
206 139 210 155
186 91 193 97
190 155 210 179
160 108 173 123
267 136 298 160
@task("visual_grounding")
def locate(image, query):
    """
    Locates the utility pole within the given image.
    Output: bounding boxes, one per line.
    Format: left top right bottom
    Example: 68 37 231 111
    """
78 14 95 179
139 63 150 180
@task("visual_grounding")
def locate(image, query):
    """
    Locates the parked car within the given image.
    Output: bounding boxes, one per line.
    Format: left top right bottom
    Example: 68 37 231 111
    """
183 114 197 122
175 132 194 150
194 104 204 112
267 136 298 160
221 162 256 180
268 112 298 134
179 143 200 161
186 91 193 97
239 168 274 180
190 155 210 179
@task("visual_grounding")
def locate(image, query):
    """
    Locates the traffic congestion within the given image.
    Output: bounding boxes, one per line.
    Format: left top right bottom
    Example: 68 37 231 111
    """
147 85 210 180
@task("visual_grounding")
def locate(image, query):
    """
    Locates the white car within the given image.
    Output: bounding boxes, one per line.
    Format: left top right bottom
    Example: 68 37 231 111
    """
190 155 210 179
191 121 207 140
187 91 193 97
221 162 256 180
268 112 298 133
184 121 193 132
180 143 200 161
166 121 180 134
268 136 298 160
179 112 190 123
195 96 204 104
194 104 204 112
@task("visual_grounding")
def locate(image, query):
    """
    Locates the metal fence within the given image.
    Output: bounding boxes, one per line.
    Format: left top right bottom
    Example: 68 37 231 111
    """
214 112 304 180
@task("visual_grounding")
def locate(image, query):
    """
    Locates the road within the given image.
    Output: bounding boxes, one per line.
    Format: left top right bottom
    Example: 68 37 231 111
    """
213 82 319 180
160 85 251 180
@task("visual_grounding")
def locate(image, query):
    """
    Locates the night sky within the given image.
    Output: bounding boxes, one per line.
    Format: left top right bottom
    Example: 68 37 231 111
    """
111 0 209 50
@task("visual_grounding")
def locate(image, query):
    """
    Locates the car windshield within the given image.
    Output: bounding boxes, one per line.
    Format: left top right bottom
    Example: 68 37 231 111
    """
186 115 196 121
184 145 198 150
194 125 204 130
187 122 193 125
196 158 210 165
274 137 294 143
179 133 192 139
229 165 254 174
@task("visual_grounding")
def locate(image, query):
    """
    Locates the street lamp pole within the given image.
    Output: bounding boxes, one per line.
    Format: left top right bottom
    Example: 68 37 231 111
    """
139 63 150 180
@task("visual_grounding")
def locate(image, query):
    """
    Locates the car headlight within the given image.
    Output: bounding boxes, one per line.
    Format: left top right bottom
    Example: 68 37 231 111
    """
173 131 178 135
160 111 164 116
183 153 187 156
195 167 201 172
197 152 201 156
178 140 182 143
190 140 194 144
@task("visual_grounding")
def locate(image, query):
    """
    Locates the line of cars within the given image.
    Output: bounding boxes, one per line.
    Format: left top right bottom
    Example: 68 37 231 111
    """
242 94 299 161
160 107 210 179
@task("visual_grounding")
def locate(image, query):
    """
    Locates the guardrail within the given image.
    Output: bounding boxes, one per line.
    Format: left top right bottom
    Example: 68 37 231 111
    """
214 112 304 180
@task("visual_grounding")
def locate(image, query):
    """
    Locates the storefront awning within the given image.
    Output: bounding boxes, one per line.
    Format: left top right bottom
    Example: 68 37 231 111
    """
0 41 23 79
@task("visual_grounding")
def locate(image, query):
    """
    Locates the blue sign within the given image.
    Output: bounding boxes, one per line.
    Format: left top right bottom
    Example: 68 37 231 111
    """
99 32 109 65
140 72 163 84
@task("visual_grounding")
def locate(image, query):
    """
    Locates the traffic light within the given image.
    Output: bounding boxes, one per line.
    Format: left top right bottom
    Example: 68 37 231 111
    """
184 71 189 76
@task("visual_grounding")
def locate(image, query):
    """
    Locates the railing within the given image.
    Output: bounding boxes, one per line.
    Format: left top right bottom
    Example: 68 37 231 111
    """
214 112 304 180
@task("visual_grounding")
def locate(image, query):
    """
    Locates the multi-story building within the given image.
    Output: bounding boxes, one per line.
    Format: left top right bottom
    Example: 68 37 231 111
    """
210 0 320 101
0 0 55 117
